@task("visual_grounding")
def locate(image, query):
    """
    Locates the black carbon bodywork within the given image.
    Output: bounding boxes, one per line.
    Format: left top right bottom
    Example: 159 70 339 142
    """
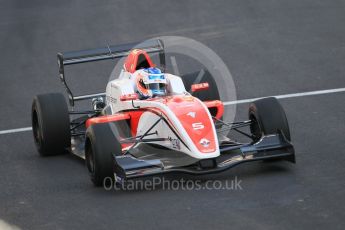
112 132 295 181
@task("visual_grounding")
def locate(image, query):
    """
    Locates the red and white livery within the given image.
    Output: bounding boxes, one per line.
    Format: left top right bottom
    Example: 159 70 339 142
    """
31 39 296 187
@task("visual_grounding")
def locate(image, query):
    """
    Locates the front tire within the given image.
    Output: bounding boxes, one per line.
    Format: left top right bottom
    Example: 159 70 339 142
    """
248 97 291 141
31 93 71 156
85 123 122 187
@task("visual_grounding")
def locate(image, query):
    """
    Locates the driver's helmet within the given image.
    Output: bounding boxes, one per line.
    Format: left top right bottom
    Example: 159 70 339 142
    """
136 67 167 99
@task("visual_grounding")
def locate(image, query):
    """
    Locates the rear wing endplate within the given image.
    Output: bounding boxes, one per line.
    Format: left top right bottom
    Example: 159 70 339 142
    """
57 39 165 106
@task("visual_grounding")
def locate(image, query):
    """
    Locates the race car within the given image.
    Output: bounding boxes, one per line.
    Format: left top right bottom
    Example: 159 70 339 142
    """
31 39 295 186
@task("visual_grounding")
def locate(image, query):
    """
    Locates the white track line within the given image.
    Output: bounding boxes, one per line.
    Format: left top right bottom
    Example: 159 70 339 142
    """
0 127 32 135
223 87 345 105
1 87 345 135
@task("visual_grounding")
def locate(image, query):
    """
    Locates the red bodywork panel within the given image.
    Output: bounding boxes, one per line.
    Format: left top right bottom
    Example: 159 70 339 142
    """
85 113 130 129
123 49 155 73
203 100 224 120
161 96 217 153
191 82 209 92
85 111 144 136
126 110 144 136
85 98 223 152
85 99 223 130
86 112 138 150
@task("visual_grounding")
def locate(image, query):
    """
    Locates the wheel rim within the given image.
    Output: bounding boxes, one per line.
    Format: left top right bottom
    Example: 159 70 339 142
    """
249 114 262 141
86 146 95 174
32 111 43 148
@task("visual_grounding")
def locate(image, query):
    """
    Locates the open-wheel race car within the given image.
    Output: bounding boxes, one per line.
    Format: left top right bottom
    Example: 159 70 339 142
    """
31 39 295 186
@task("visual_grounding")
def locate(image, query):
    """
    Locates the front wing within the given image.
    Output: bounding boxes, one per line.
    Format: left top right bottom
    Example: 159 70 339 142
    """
112 132 295 181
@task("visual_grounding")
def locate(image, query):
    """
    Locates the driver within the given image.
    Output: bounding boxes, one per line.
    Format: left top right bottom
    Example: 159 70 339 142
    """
136 67 167 99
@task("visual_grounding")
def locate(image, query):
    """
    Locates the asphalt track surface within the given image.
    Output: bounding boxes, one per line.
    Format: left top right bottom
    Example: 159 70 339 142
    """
1 0 345 229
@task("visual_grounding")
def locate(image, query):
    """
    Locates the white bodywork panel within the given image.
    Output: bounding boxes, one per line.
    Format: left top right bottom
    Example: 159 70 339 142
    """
165 73 187 95
105 70 219 159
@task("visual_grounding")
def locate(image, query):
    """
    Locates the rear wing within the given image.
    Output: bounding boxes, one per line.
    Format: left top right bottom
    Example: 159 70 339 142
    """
57 39 165 106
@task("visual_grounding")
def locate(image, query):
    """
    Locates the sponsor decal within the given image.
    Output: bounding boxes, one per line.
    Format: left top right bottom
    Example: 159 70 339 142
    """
170 138 181 150
187 111 196 118
192 122 204 130
199 138 210 147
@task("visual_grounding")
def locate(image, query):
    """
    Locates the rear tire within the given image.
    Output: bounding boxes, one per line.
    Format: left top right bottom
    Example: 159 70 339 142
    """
31 93 71 156
248 97 291 141
85 123 122 187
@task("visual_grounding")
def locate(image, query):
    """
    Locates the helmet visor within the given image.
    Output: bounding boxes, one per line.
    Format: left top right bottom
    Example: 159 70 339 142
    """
147 83 166 96
147 83 166 91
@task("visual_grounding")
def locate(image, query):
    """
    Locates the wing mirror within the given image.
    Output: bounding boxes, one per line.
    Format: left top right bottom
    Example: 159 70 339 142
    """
191 82 209 92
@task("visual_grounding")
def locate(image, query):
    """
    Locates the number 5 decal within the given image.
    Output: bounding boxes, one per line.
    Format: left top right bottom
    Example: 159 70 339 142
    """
192 122 204 130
